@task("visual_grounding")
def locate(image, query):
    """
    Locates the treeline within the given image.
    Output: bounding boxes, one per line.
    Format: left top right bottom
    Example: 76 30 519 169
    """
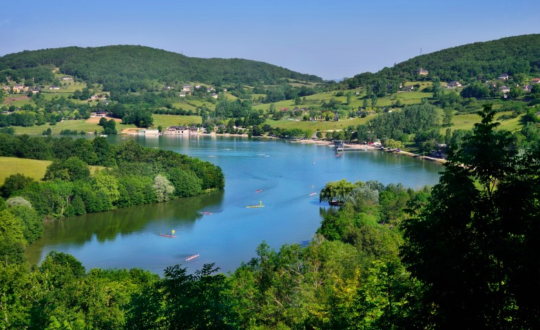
0 46 322 93
345 34 540 88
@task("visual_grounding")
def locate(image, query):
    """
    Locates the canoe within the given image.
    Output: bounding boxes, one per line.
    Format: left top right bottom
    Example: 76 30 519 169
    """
186 254 200 261
159 234 177 238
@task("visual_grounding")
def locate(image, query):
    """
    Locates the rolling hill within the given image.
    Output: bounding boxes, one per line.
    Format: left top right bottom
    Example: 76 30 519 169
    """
0 45 323 92
345 34 540 88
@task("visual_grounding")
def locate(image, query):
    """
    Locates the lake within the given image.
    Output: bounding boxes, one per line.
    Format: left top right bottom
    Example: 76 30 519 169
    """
26 135 443 274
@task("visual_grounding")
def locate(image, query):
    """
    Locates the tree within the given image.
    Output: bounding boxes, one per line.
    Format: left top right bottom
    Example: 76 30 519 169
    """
153 175 175 202
44 157 90 182
401 104 540 328
0 210 26 264
319 180 356 204
442 108 454 127
1 174 35 198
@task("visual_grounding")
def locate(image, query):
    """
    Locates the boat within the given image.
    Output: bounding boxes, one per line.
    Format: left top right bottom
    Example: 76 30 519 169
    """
199 211 213 215
159 229 177 238
186 254 200 261
255 189 263 193
246 201 265 208
309 192 317 196
329 200 344 206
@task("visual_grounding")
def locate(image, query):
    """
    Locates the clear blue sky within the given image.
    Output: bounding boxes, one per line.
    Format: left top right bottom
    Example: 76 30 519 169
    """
1 0 538 80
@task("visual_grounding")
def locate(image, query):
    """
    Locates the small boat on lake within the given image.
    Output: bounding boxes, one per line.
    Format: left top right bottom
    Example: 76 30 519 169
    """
159 234 177 238
309 192 317 196
159 230 177 238
246 201 265 208
199 211 213 215
186 254 200 261
255 189 263 193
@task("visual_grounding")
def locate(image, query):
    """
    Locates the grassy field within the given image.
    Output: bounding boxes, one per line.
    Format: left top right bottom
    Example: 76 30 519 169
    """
446 111 524 133
252 89 433 112
267 116 372 131
0 157 104 184
0 157 51 183
13 115 201 135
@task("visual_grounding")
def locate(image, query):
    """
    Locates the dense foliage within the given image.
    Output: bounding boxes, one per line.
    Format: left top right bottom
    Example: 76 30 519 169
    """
345 34 540 88
0 46 322 92
1 106 540 329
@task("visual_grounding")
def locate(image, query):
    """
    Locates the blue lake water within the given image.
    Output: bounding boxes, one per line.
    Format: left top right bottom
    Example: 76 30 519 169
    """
26 135 443 273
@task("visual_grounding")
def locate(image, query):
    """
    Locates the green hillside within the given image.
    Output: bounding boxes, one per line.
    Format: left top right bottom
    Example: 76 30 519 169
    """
0 45 323 92
345 34 540 88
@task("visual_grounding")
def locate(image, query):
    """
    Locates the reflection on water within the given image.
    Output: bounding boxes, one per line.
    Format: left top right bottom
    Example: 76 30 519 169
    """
27 136 442 273
26 191 224 265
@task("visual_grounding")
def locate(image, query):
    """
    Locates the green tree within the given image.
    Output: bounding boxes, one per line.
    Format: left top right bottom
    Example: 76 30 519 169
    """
153 175 175 202
44 157 90 182
401 105 540 328
442 108 454 127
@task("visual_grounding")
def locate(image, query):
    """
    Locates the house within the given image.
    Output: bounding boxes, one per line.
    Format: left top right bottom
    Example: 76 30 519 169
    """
280 107 289 112
31 88 41 94
95 111 107 117
223 88 227 92
49 86 60 90
90 95 99 101
162 86 173 90
531 78 540 84
164 126 190 135
402 86 414 92
523 85 532 92
447 81 462 88
498 73 509 80
2 86 10 92
500 86 510 93
211 93 218 99
13 85 28 93
179 92 186 97
416 68 429 76
189 126 200 134
207 87 215 92
195 84 201 89
61 76 73 81
182 84 191 92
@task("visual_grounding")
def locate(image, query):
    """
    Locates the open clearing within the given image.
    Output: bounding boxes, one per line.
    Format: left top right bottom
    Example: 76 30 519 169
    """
13 115 201 135
0 157 104 184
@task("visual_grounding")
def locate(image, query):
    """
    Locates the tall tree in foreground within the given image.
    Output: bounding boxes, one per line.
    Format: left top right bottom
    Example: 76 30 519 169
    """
400 104 540 329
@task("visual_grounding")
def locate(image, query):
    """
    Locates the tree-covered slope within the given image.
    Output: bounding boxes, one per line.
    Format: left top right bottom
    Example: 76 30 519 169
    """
0 45 323 91
346 34 540 87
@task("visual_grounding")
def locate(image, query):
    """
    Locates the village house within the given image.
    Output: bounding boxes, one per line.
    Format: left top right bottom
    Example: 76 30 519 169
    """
416 68 429 76
179 92 186 97
223 88 227 92
195 84 201 89
162 86 174 90
402 85 415 92
447 81 462 88
182 84 191 92
31 88 41 94
211 93 218 99
531 78 540 84
61 76 73 81
13 85 29 93
2 86 11 92
207 87 215 92
498 73 509 80
164 126 190 135
500 86 511 93
523 85 532 93
49 86 60 90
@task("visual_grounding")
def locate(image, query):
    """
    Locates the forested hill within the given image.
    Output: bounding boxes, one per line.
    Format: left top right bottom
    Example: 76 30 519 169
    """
0 45 323 92
345 34 540 87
